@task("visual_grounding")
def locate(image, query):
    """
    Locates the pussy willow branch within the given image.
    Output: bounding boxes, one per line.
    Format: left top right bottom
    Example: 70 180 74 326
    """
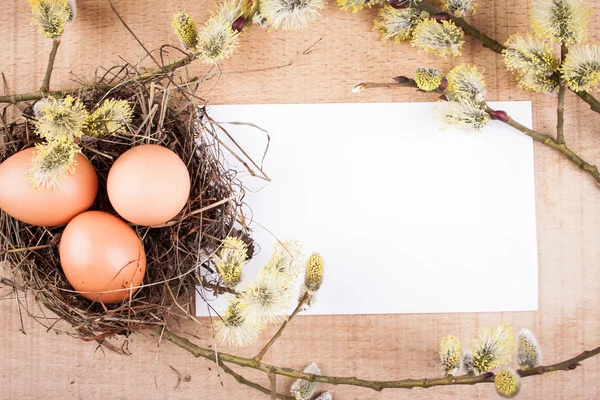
254 291 312 362
0 54 196 104
40 39 60 95
484 104 600 183
218 360 293 400
557 44 568 144
353 80 447 96
414 2 600 114
268 371 277 400
354 82 413 91
155 326 600 393
107 0 198 105
0 0 259 105
355 80 600 185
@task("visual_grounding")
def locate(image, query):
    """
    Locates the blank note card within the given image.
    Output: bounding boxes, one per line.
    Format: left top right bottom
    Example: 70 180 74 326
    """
196 101 538 316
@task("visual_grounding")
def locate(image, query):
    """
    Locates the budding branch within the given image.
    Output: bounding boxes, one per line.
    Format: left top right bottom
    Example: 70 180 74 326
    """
154 324 600 396
414 1 600 114
354 79 600 186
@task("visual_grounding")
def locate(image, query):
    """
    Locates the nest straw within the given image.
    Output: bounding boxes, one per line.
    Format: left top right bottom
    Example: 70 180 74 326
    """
0 75 254 352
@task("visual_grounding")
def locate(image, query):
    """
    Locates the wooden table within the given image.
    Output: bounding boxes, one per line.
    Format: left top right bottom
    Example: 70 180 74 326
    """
2 1 600 398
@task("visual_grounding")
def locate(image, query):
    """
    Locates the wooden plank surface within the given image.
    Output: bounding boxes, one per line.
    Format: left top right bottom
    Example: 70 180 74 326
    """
2 0 600 399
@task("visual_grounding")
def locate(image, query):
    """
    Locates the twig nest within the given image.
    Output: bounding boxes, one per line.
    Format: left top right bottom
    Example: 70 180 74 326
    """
0 82 248 349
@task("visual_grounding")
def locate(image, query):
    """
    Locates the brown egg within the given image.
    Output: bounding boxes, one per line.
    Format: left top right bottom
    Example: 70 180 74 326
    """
107 144 190 226
0 148 98 227
59 211 146 304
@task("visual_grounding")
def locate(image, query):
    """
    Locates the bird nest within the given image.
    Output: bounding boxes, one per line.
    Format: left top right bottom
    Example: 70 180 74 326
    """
0 81 252 353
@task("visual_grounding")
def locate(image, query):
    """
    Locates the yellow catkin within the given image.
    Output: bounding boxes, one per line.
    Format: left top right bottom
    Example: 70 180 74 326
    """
27 138 78 190
441 0 480 18
36 95 88 141
436 100 490 133
472 323 515 373
197 15 239 63
337 0 375 13
375 6 427 42
172 11 199 50
531 0 590 45
446 64 486 102
517 328 542 369
517 70 559 94
411 19 464 57
291 362 320 400
214 236 248 288
414 68 442 91
85 99 133 136
561 44 600 92
439 335 462 375
304 253 324 292
29 0 71 38
215 298 261 347
260 0 324 31
502 33 558 76
240 267 291 323
494 369 520 398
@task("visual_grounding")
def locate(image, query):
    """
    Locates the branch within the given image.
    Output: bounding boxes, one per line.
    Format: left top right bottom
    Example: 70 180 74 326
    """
155 327 600 392
557 45 568 144
0 84 111 103
352 81 416 92
107 0 190 103
0 54 195 104
40 39 61 94
352 80 600 186
268 371 277 400
572 89 600 114
520 346 600 376
485 104 600 185
254 292 311 362
414 2 600 114
1 0 264 105
218 361 293 400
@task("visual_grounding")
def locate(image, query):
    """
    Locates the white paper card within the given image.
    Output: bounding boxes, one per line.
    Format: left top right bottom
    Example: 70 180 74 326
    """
196 101 537 316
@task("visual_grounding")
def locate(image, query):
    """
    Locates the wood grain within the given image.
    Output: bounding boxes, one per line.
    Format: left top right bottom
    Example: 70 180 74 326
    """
2 1 600 399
